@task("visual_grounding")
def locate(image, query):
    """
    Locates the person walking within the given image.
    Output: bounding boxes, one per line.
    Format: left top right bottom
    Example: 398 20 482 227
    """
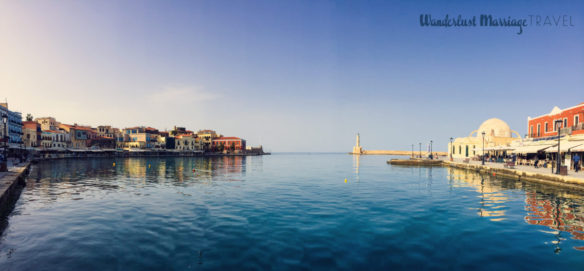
574 154 581 173
534 156 539 168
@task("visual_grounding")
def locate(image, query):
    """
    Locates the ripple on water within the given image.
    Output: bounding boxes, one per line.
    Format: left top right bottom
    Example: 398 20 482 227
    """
0 156 584 270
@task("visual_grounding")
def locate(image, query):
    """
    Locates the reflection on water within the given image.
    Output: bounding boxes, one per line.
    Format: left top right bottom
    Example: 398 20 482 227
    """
525 191 584 252
352 155 360 181
448 168 515 222
25 156 250 205
448 167 584 251
4 154 584 270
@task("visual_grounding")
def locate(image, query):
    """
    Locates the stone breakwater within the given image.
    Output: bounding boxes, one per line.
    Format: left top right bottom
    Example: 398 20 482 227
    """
351 150 448 156
388 159 584 190
387 159 443 166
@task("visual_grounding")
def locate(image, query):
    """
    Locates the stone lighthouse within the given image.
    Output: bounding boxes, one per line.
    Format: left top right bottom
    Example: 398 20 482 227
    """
352 133 363 154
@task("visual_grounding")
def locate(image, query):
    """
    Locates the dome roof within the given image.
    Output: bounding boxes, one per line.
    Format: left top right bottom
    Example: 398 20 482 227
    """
477 118 511 138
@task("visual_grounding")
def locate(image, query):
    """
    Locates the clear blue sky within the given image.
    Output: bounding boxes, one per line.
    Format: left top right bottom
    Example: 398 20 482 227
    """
1 0 583 152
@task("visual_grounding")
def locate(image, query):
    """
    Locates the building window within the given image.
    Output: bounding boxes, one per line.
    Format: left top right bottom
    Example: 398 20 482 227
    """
530 126 533 137
564 118 568 128
545 122 548 132
576 115 580 126
537 124 540 137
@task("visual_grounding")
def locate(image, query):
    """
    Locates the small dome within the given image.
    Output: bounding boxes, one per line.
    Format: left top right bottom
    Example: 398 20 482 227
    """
477 118 511 138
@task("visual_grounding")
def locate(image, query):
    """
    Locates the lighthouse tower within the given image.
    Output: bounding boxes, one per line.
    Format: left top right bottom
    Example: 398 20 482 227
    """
352 133 363 154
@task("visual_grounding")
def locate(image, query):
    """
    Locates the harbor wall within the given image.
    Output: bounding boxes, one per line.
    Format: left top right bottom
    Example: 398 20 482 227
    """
32 150 268 162
444 161 584 190
386 159 584 190
352 150 448 156
0 163 30 234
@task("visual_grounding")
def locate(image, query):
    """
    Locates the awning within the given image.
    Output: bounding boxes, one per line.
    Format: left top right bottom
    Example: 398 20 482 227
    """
484 146 514 151
510 144 555 154
545 141 584 153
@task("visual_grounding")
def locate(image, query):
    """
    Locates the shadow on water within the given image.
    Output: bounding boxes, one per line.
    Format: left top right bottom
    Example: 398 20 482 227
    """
448 167 584 252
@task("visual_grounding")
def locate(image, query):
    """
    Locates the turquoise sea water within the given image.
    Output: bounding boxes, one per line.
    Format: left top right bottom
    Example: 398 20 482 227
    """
0 153 584 270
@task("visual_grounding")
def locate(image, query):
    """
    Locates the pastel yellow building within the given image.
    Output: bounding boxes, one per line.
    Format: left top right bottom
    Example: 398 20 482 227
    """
449 118 521 159
35 117 60 131
175 134 197 151
197 129 221 151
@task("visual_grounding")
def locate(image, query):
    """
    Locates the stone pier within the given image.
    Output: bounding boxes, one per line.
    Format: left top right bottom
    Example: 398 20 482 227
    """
0 161 30 227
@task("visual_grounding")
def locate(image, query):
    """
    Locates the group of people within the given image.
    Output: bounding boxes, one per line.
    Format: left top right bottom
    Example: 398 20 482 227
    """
533 153 581 173
533 157 548 169
481 152 582 173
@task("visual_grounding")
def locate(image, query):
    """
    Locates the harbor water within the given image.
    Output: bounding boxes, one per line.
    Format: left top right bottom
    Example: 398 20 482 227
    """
0 154 583 270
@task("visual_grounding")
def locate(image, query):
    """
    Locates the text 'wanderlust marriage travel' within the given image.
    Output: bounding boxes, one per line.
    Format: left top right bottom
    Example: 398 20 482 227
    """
420 14 575 35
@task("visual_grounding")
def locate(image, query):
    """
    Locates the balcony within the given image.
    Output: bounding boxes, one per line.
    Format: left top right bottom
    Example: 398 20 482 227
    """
560 127 572 135
573 123 584 132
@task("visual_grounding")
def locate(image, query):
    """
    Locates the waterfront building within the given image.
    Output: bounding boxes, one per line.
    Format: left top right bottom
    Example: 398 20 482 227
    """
97 125 115 138
197 129 221 151
175 134 198 151
527 102 584 139
122 126 160 149
0 103 23 148
509 102 584 170
114 129 125 149
212 137 246 153
40 131 51 148
449 118 521 159
90 136 116 149
158 131 175 149
40 130 70 149
60 124 95 149
170 126 188 137
22 121 41 148
35 117 60 131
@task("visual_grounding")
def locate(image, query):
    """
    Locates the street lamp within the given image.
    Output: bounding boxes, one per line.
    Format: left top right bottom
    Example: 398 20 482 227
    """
449 137 453 161
411 144 414 159
481 131 486 165
2 114 7 172
555 119 563 175
419 142 421 158
430 140 433 159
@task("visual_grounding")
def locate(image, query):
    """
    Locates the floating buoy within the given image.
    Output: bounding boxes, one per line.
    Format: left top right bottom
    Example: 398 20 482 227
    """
493 172 496 176
344 178 347 183
193 169 196 172
113 162 116 167
148 164 151 168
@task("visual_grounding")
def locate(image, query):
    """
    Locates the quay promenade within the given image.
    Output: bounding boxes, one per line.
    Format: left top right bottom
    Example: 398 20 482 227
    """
389 156 584 189
0 159 30 228
444 158 584 189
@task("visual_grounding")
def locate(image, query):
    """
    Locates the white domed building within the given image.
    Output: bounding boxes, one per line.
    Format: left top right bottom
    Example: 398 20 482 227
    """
449 118 521 159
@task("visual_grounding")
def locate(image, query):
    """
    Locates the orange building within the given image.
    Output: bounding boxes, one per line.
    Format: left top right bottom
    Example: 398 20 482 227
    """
22 121 41 148
211 137 246 152
527 103 584 139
